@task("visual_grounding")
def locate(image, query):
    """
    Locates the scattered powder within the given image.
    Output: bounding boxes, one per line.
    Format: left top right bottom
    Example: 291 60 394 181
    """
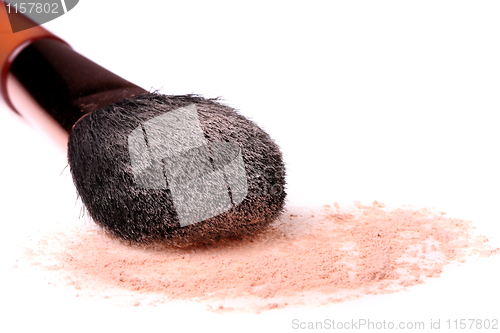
17 202 499 312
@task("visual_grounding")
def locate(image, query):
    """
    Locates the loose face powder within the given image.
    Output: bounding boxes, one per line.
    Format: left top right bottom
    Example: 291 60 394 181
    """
17 201 499 312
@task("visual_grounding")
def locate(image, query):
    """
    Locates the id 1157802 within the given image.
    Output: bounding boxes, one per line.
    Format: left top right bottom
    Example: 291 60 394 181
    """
4 1 60 14
446 319 498 330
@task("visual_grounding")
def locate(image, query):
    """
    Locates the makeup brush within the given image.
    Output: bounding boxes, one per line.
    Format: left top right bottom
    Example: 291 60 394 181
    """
0 5 286 246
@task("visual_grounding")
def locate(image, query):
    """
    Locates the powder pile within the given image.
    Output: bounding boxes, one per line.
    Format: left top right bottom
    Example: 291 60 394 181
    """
17 201 499 312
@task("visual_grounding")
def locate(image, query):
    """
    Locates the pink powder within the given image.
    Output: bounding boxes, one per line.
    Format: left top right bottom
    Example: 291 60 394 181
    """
18 202 499 312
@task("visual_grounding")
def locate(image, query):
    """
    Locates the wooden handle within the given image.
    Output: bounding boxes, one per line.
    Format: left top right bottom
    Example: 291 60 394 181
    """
1 2 146 135
0 1 67 111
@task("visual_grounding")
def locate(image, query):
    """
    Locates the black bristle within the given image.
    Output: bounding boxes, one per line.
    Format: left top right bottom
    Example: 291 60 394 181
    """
67 93 286 246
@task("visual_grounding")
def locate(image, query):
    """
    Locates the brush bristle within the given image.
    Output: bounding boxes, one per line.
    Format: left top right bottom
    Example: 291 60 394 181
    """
67 93 286 246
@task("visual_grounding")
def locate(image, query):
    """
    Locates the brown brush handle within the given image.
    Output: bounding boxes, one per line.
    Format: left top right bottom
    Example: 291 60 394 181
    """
0 1 66 111
0 1 147 133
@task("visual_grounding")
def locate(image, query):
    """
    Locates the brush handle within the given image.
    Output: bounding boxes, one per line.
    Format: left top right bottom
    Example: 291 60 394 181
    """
0 1 66 111
0 2 147 133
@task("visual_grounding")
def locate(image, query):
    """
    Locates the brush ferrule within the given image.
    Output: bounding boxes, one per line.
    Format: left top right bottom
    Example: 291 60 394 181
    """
9 38 147 132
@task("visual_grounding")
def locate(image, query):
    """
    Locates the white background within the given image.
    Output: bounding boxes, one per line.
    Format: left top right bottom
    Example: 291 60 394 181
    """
1 1 499 332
